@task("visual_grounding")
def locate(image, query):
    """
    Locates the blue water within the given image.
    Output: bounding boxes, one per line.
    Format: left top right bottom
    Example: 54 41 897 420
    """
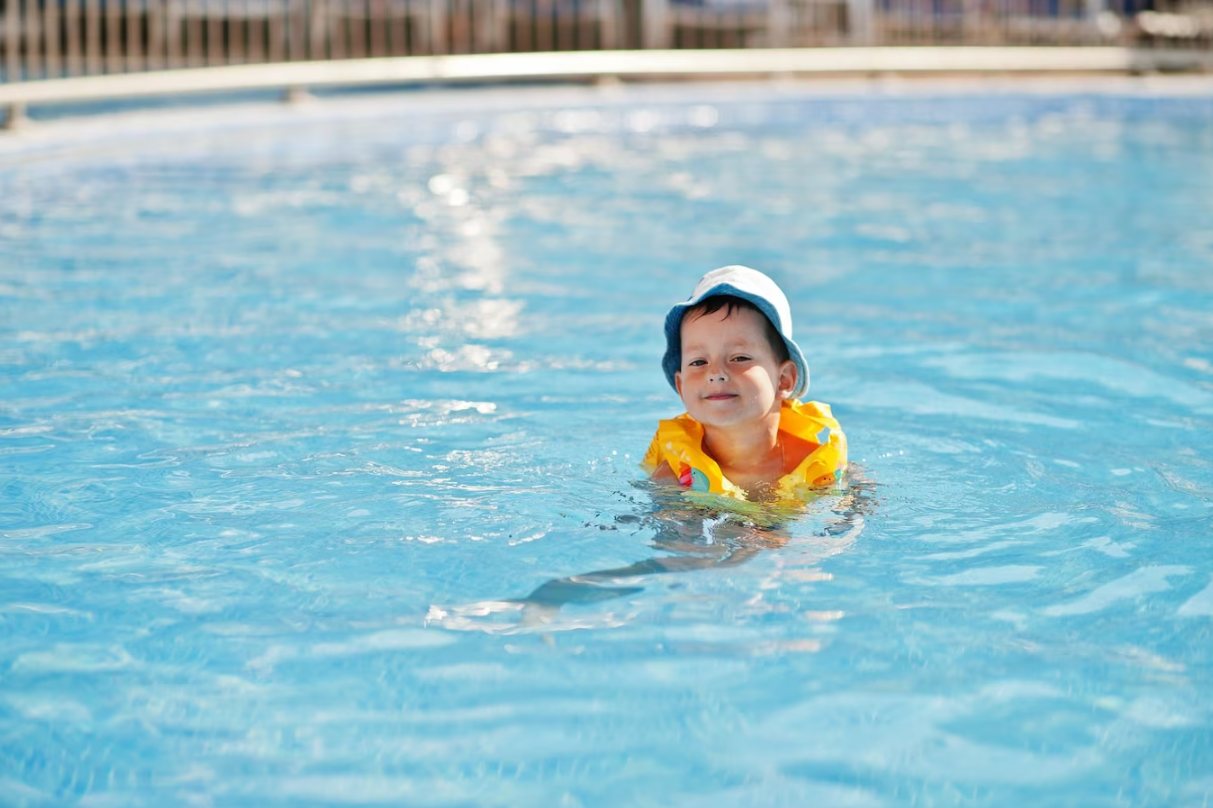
2 82 1212 806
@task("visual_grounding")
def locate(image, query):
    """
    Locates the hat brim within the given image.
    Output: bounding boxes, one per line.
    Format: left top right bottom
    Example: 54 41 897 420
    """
662 283 810 400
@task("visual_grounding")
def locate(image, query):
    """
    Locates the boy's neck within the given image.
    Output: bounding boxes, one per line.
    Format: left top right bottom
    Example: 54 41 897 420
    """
701 414 784 484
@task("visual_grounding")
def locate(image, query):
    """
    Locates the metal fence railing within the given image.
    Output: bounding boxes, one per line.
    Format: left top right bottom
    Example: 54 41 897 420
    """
1 0 1212 84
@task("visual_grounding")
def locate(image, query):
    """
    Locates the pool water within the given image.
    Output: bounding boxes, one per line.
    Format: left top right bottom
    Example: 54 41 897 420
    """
2 80 1212 806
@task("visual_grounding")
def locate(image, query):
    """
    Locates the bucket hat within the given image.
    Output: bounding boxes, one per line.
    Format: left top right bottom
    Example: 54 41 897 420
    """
662 265 810 400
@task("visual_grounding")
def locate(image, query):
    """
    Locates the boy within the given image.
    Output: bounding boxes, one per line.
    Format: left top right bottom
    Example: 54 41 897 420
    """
642 265 847 503
430 268 852 630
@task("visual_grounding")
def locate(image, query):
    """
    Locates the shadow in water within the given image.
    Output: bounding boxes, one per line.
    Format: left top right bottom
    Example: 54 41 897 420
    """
429 471 878 634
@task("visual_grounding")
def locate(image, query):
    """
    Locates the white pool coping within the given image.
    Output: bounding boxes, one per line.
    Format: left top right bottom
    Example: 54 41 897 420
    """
3 46 1212 128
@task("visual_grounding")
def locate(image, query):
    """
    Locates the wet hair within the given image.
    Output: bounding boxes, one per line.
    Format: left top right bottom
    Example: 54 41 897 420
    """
684 295 789 363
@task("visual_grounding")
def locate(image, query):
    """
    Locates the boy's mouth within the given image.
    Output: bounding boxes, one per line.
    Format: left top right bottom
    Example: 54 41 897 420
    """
703 393 738 401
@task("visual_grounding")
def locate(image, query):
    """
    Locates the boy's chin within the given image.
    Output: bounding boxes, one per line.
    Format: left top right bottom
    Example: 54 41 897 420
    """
683 400 781 430
684 408 750 430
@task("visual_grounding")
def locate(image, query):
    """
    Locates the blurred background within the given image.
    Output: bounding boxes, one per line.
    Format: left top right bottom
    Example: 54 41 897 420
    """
0 0 1209 88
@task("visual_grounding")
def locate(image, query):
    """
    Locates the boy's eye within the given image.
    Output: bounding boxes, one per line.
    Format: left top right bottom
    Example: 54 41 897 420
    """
732 356 751 363
688 359 707 367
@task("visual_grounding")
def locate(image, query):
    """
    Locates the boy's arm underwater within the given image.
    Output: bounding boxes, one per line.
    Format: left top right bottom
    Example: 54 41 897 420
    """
424 468 877 634
648 460 678 485
507 470 877 620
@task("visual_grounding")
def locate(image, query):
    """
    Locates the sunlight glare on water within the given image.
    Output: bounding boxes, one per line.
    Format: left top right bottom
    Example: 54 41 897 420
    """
1 82 1212 806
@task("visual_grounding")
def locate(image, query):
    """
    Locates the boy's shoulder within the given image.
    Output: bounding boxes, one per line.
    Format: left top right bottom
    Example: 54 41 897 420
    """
642 412 704 463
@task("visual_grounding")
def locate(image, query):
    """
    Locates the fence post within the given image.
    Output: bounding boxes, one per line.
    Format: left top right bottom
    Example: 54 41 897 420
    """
600 0 622 49
4 0 20 83
847 0 872 44
767 0 788 47
23 0 43 79
641 0 667 48
429 0 447 54
1085 0 1105 36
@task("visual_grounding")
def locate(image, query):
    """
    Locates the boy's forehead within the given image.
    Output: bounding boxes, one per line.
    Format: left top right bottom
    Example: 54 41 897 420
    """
683 304 765 327
680 307 769 344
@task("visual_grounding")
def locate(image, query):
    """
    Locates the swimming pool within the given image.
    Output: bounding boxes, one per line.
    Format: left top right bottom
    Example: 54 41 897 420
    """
2 79 1212 806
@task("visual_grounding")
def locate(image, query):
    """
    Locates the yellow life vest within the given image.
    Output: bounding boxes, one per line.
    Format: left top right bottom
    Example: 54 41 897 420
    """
641 399 847 502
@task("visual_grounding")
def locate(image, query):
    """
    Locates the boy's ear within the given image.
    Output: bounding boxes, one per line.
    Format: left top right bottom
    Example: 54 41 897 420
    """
778 360 796 399
674 372 683 397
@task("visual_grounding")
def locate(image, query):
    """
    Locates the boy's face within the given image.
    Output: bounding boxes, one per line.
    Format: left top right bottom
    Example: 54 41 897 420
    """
675 306 796 430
